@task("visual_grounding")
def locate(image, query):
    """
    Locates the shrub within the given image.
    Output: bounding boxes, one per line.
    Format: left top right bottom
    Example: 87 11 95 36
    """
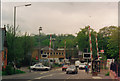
105 72 109 76
15 69 25 74
2 71 7 75
5 65 15 75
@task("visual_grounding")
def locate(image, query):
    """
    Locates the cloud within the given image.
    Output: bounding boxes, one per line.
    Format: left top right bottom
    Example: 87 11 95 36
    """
2 2 118 35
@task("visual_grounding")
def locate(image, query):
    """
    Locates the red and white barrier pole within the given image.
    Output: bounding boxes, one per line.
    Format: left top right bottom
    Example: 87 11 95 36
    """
89 26 93 60
64 40 66 63
96 34 99 60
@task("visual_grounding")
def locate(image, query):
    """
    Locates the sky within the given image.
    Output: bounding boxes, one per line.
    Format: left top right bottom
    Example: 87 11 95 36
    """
2 2 118 36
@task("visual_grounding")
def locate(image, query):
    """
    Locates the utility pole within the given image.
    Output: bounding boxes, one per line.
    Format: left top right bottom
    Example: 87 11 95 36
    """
39 27 42 63
52 38 55 63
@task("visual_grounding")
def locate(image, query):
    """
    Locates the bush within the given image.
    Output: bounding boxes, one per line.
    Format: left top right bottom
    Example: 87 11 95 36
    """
5 65 15 75
105 72 109 76
15 69 25 74
2 71 7 75
2 65 25 75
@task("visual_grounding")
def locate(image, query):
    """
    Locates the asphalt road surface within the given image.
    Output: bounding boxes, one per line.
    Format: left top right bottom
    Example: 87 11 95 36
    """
2 68 105 80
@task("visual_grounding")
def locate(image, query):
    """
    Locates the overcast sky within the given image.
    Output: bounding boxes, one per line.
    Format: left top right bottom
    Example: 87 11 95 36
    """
2 2 118 35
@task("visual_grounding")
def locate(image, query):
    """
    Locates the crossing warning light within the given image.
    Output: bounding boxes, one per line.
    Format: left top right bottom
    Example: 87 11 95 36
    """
100 50 104 53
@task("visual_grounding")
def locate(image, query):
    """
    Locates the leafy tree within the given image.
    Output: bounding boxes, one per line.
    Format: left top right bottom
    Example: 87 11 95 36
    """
98 26 118 59
107 27 119 60
6 24 34 66
76 26 97 58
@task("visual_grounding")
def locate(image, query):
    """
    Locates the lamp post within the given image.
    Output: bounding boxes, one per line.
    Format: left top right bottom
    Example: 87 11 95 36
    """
13 3 31 36
39 27 42 63
13 3 31 68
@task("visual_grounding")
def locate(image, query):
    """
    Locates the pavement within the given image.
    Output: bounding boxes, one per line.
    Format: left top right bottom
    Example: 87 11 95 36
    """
2 67 111 80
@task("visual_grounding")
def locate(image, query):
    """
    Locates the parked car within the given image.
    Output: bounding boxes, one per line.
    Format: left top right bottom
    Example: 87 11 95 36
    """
66 65 78 74
62 65 69 71
30 64 51 71
79 63 86 69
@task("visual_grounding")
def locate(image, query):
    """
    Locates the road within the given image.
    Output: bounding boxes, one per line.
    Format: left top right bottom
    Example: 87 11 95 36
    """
2 68 109 80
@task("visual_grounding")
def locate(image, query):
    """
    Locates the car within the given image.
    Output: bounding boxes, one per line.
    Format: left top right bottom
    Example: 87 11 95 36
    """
66 65 78 74
62 65 69 71
75 61 80 68
30 64 51 71
79 63 86 69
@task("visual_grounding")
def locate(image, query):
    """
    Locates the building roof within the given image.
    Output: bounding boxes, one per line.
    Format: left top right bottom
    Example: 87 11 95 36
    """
41 46 53 50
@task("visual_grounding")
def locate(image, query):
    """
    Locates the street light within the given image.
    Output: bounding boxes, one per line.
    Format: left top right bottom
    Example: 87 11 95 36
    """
13 3 31 36
39 27 42 63
13 3 31 69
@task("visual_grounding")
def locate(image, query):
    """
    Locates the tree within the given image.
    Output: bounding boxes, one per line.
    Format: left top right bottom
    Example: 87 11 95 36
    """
98 26 118 59
107 27 119 60
76 26 97 58
6 24 34 66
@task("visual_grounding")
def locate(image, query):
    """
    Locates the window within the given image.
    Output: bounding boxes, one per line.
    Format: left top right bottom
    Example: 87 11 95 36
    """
62 53 64 55
59 53 61 55
47 52 49 55
51 52 52 55
56 53 58 55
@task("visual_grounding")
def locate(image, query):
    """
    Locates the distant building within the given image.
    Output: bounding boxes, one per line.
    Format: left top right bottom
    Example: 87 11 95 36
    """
32 46 65 63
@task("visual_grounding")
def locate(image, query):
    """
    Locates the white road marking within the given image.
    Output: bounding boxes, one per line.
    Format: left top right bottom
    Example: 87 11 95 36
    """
67 77 71 79
92 77 102 79
35 74 53 79
27 80 32 81
40 72 49 74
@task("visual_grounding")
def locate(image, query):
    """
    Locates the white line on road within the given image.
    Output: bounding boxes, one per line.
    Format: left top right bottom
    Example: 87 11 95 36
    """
92 77 102 79
35 74 53 79
67 76 71 79
40 71 49 74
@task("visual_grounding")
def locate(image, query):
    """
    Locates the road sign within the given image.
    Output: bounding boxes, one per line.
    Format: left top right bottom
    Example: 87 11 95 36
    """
83 53 91 59
100 50 104 53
